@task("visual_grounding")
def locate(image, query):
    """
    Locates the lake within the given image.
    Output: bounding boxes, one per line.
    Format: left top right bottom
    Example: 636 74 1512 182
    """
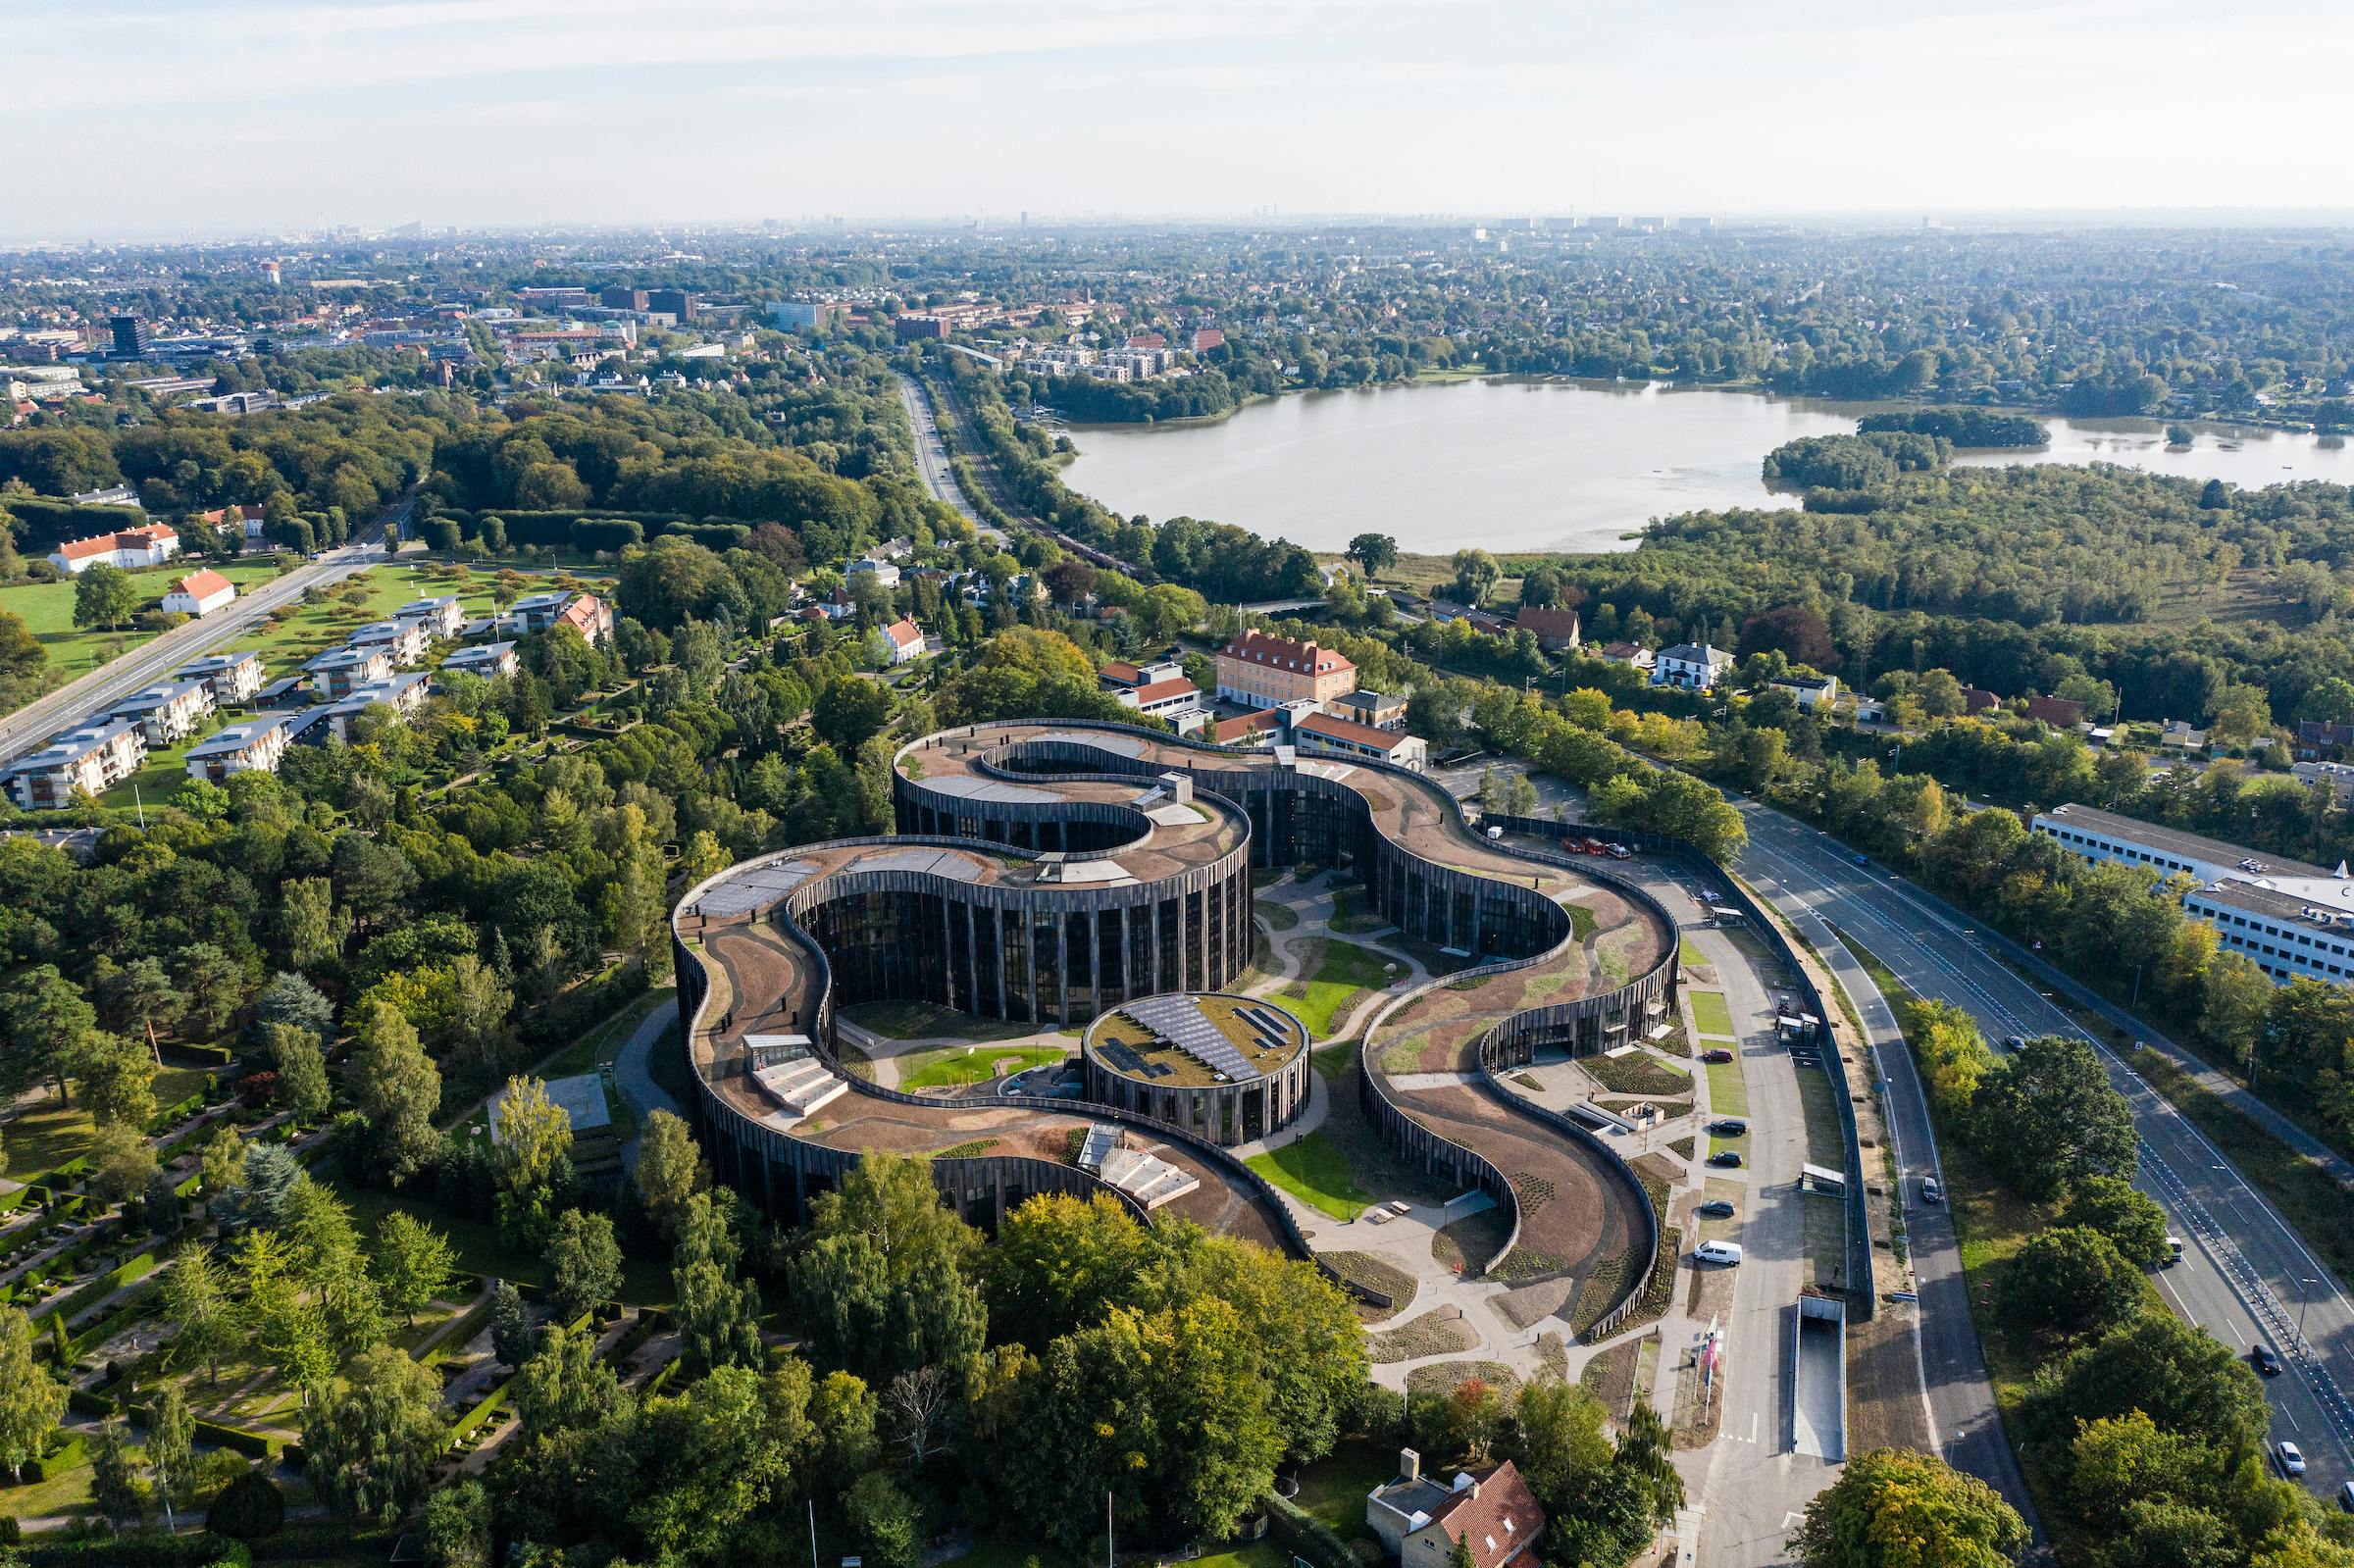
1058 377 2354 557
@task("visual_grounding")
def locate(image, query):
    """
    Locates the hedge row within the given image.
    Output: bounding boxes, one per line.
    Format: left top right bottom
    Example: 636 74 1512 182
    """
64 1386 279 1459
1265 1492 1356 1568
16 1529 252 1567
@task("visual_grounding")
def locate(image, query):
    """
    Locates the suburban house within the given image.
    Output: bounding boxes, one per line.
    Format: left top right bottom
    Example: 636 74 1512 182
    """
177 650 266 706
1769 674 1839 713
195 503 268 545
162 567 236 617
846 556 902 589
1366 1451 1544 1568
110 678 217 745
1215 629 1357 710
1329 688 1407 732
878 619 927 666
4 720 147 809
1296 711 1429 772
441 641 520 680
395 595 468 638
1598 641 1655 674
1960 684 2003 716
490 1073 622 1182
47 522 181 575
2021 693 2086 729
305 645 395 699
501 590 614 645
350 618 433 667
2297 719 2354 760
184 715 296 784
1513 605 1583 652
324 672 432 742
1652 642 1732 692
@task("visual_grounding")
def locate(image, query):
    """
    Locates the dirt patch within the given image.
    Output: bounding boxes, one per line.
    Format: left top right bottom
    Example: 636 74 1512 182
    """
1495 1276 1578 1330
1682 1251 1735 1321
1537 1331 1569 1381
1580 1334 1649 1420
1585 1054 1692 1097
1432 1207 1512 1276
1669 1349 1725 1450
1369 1308 1479 1364
1847 1302 1933 1456
1666 1137 1694 1160
1320 1250 1418 1320
1406 1359 1523 1400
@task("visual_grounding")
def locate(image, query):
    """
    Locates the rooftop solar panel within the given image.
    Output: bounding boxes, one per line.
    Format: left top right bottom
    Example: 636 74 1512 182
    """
1123 995 1254 1081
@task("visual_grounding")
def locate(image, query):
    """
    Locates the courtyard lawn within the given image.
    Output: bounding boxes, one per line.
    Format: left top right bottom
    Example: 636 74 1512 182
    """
235 562 507 672
1246 1131 1371 1221
1704 1057 1749 1120
1291 1438 1397 1543
1285 940 1405 1038
1688 990 1735 1037
0 560 288 694
896 1042 1069 1089
3 1067 211 1181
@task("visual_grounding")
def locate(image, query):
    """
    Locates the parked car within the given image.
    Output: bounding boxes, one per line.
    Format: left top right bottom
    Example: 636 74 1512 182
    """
2254 1343 2283 1376
1919 1177 1943 1204
1696 1199 1736 1218
2003 1035 2027 1052
2278 1441 2307 1478
1695 1240 1744 1266
1702 1048 1734 1064
1708 1118 1748 1137
1708 1150 1744 1168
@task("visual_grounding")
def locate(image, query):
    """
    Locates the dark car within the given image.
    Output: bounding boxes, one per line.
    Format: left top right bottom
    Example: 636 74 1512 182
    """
1696 1199 1736 1218
1708 1150 1744 1168
1852 852 1870 866
1708 1118 1748 1137
1701 1048 1734 1064
2254 1343 2284 1377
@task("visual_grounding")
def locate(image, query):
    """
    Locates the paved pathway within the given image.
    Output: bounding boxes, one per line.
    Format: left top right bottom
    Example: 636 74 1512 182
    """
611 1005 684 1169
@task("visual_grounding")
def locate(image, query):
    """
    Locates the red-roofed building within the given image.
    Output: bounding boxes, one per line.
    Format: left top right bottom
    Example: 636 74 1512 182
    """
1513 605 1582 652
881 618 927 666
1118 676 1202 722
1296 711 1429 772
2021 693 2086 729
47 522 180 576
1366 1453 1544 1568
1215 629 1356 710
1213 709 1286 748
163 568 236 617
1191 328 1225 353
1960 685 2002 716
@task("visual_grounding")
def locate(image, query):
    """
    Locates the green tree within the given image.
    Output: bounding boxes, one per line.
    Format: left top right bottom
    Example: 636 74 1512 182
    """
1346 532 1399 580
1790 1447 2026 1568
2028 1310 2269 1460
86 1120 158 1204
278 880 347 973
199 1123 247 1198
546 1208 622 1322
73 562 139 631
347 999 441 1185
1510 1374 1612 1505
2000 1226 2146 1346
490 1075 573 1247
0 963 95 1102
846 1470 924 1568
636 1109 705 1238
1450 548 1500 607
303 1344 446 1520
172 943 245 1038
0 1304 64 1480
89 1415 148 1528
2200 951 2274 1072
1970 1037 2135 1201
420 1478 491 1568
511 1321 623 1437
812 674 895 752
96 954 183 1046
674 1191 765 1376
162 1241 237 1385
2060 1177 2175 1271
204 1466 286 1542
375 1211 454 1328
273 1024 332 1125
147 1379 194 1513
79 1030 157 1127
254 970 333 1040
489 1281 537 1370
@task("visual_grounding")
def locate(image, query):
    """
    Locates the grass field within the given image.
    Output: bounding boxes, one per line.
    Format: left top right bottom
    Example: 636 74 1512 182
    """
896 1042 1068 1089
1677 936 1708 968
1688 990 1735 1037
234 563 506 672
1246 1130 1372 1220
3 1067 210 1181
1284 940 1404 1038
1704 1057 1748 1119
0 560 289 691
1291 1439 1396 1543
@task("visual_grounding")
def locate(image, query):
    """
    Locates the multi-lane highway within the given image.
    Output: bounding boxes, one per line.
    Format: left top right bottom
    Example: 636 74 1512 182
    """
894 371 1004 543
1738 801 2354 1495
0 500 405 769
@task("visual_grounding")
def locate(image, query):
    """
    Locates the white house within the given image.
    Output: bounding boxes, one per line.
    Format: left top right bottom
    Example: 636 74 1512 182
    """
305 645 395 698
176 650 267 707
1768 674 1839 713
162 567 237 617
1652 642 1733 692
880 619 926 666
847 556 902 589
1295 711 1430 772
350 618 433 667
394 595 467 638
48 522 180 576
110 679 216 745
3 720 147 810
1365 1453 1544 1568
325 672 432 742
184 715 296 784
440 641 519 680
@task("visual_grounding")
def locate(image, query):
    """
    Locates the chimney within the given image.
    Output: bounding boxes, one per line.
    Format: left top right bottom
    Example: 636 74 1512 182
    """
1400 1447 1420 1484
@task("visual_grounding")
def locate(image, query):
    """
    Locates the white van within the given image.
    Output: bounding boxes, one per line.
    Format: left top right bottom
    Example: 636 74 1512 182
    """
1695 1240 1744 1266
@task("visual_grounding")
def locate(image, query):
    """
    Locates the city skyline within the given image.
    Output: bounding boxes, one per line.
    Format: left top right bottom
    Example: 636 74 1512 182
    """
7 0 2354 239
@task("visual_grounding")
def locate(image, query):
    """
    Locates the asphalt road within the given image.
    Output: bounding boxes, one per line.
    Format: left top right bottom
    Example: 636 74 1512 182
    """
0 500 405 769
1737 801 2354 1496
894 371 1004 543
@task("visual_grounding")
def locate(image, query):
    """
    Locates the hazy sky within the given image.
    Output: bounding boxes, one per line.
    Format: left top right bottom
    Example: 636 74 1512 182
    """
8 0 2354 238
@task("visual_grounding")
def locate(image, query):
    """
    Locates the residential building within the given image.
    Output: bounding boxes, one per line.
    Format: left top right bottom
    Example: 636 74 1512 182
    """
395 595 467 637
111 678 216 745
350 618 433 667
881 619 927 666
2293 760 2354 803
162 567 236 617
499 591 613 645
1191 328 1225 353
5 720 146 809
2021 694 2086 729
2297 720 2354 760
646 288 696 322
847 556 902 589
2033 801 2354 985
254 676 310 709
176 650 266 707
325 672 432 741
1960 685 2003 716
1296 712 1429 772
1513 605 1583 652
305 645 395 699
110 314 147 358
1117 677 1202 723
70 485 142 509
1597 641 1655 674
1769 674 1839 713
768 300 850 330
47 522 180 575
1214 630 1357 711
599 287 650 312
440 641 519 680
1330 689 1407 732
184 715 295 784
1212 709 1286 748
1365 1452 1544 1568
1100 658 1184 691
1651 642 1732 692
